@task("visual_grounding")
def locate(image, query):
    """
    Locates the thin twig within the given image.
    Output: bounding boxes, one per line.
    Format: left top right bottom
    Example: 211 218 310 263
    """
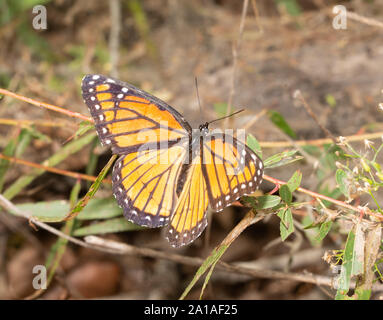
259 131 383 148
347 11 383 29
250 0 263 33
109 0 121 78
225 0 249 125
0 118 77 129
0 153 111 184
0 88 92 122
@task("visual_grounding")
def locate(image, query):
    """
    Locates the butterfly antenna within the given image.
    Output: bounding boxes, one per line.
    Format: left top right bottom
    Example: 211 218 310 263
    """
195 77 203 115
208 109 245 125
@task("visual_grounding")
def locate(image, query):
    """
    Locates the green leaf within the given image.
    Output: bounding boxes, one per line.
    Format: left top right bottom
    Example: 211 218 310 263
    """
335 223 365 299
180 245 228 300
336 169 349 198
267 110 297 139
242 195 281 210
263 150 302 169
287 170 302 192
73 217 143 236
76 198 123 220
16 197 123 222
279 185 292 205
314 221 333 244
247 133 262 159
14 128 34 158
16 200 69 221
277 208 294 241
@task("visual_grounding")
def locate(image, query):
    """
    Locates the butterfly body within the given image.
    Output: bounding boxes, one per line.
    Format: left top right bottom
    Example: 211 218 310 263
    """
82 74 264 247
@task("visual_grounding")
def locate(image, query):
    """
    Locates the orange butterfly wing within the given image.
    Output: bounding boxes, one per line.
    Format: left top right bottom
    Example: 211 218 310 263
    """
82 74 264 246
82 74 190 227
166 133 264 247
166 150 209 247
81 74 191 154
202 133 263 212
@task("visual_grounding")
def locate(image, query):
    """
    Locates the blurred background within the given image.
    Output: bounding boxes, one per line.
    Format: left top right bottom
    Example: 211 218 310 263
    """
0 0 382 300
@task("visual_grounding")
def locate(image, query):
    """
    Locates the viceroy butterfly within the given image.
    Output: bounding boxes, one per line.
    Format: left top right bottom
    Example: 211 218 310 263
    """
82 74 264 247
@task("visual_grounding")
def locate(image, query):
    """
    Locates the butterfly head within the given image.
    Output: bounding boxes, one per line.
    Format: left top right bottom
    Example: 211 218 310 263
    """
199 122 209 135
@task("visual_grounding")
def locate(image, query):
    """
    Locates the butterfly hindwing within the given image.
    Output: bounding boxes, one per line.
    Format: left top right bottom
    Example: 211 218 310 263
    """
112 144 188 228
166 152 209 247
201 134 263 212
81 74 190 154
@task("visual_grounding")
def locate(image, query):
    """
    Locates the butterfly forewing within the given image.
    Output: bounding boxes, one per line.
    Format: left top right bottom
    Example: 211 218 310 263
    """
81 74 190 154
